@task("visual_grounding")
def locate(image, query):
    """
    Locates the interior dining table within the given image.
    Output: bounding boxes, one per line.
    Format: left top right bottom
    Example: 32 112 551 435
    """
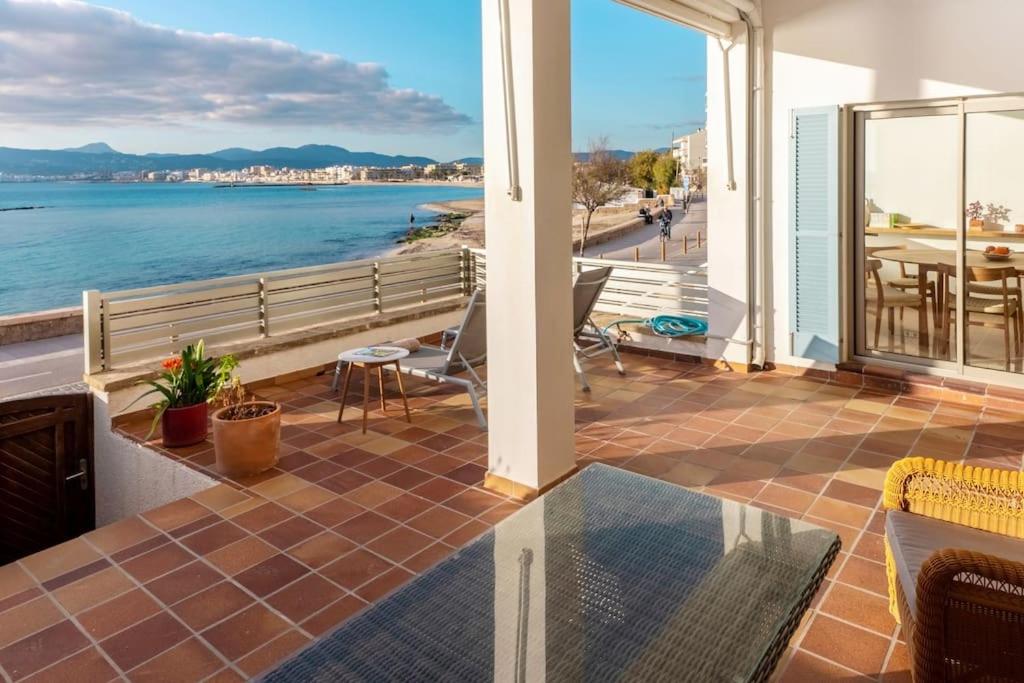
870 247 1024 352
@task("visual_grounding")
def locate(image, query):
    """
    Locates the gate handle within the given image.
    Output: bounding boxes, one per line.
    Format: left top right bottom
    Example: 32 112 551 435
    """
65 458 88 491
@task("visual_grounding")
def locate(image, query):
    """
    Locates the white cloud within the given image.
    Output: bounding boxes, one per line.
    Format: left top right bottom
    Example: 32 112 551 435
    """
0 0 472 132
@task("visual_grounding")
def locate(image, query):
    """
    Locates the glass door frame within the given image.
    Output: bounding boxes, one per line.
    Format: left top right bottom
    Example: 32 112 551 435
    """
849 93 1024 386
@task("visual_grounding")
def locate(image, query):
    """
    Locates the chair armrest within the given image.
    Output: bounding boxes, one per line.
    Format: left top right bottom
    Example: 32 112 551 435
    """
883 457 1024 537
913 548 1024 681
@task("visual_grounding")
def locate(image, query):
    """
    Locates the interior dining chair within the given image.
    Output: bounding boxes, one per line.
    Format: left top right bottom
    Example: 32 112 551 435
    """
865 245 938 328
936 263 1021 371
865 258 928 351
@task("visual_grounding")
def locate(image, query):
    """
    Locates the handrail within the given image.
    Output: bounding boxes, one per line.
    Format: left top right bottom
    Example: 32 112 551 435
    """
466 248 709 321
83 246 709 374
84 248 469 373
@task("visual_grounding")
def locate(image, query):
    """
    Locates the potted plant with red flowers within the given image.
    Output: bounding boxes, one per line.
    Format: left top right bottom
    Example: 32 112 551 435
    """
211 378 281 476
137 340 238 447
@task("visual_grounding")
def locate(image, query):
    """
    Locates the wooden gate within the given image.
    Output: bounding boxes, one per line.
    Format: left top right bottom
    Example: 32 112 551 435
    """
0 394 94 564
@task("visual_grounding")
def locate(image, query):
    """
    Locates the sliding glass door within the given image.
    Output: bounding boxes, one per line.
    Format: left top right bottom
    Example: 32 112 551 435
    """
853 95 1024 382
963 104 1024 375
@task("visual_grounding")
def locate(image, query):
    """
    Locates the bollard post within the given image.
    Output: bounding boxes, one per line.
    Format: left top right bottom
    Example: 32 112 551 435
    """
697 232 703 248
660 240 666 262
634 247 640 262
683 236 688 255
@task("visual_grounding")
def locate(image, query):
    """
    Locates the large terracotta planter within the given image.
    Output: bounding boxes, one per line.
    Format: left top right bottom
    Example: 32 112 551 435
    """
211 402 281 477
161 403 209 448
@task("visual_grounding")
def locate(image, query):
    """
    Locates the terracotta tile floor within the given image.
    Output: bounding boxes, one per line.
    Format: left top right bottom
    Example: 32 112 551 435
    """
2 354 1024 681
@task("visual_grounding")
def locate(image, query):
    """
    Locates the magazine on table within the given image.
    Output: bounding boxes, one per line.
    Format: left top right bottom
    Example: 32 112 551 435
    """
353 347 396 359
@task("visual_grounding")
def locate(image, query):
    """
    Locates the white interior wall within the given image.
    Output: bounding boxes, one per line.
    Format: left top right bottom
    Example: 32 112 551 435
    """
864 116 959 229
707 0 1024 369
966 111 1024 230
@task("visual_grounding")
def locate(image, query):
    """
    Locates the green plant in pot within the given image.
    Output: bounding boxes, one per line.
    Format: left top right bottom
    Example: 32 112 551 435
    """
136 340 237 448
212 378 281 477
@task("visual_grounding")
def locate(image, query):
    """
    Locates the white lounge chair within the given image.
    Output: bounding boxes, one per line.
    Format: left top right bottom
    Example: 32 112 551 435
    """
381 289 488 428
572 266 625 392
441 268 625 393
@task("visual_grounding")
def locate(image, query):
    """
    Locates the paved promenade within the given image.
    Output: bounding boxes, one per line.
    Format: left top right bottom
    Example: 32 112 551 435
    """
589 196 707 267
0 334 84 399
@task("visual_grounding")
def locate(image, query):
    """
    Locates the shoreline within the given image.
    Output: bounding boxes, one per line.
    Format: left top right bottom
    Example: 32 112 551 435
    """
386 197 486 257
0 181 485 316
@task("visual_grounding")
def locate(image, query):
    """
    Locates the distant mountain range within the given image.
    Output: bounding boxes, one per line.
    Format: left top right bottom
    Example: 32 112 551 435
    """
0 143 448 177
0 142 664 177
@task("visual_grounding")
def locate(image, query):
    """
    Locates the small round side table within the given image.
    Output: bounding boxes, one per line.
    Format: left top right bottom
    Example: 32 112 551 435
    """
335 346 412 433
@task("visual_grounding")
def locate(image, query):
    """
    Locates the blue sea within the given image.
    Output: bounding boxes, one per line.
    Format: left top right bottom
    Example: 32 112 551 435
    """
0 182 482 315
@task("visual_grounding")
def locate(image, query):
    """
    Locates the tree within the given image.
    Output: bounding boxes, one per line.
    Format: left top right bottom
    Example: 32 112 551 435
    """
572 138 628 257
652 153 678 195
627 149 658 192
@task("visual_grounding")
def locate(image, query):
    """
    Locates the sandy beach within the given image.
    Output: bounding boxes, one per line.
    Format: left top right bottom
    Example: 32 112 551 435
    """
349 180 483 189
390 198 485 255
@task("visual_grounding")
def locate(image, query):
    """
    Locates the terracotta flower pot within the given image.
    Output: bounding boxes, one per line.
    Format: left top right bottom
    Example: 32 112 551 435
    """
161 403 209 448
969 218 985 230
212 402 281 477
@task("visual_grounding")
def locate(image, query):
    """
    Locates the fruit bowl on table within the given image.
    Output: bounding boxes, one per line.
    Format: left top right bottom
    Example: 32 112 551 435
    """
983 246 1013 261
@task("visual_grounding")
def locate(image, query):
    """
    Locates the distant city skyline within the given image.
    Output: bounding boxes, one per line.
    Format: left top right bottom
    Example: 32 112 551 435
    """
0 0 707 161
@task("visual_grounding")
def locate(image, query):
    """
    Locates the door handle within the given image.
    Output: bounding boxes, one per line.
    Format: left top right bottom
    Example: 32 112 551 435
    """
65 458 88 491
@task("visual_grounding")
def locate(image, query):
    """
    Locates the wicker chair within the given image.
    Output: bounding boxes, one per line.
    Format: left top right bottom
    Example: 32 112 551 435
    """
883 457 1024 682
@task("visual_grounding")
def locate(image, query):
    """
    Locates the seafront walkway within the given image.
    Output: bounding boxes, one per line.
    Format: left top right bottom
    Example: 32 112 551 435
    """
0 334 84 398
591 196 707 267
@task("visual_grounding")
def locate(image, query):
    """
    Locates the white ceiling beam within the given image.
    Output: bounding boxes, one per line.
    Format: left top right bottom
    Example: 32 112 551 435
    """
683 0 741 23
613 0 732 37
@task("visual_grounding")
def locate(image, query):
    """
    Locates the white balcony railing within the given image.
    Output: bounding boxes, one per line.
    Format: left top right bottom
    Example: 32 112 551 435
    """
467 249 708 320
84 248 708 373
83 249 470 373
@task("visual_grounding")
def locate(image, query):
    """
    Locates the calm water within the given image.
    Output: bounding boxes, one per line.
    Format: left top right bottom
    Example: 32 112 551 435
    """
0 183 482 315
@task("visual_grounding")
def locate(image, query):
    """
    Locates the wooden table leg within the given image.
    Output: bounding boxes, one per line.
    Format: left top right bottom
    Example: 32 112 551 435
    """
394 360 412 423
917 270 930 354
362 364 370 434
336 361 353 423
377 365 387 413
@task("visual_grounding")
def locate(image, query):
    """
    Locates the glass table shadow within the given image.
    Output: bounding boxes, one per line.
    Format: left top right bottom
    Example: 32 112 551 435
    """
260 464 840 683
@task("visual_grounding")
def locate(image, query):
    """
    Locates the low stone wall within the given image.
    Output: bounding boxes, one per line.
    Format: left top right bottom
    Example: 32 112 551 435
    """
0 306 83 345
573 206 666 253
92 395 216 526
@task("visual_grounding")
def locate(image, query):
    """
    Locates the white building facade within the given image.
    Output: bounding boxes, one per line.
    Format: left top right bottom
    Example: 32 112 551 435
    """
672 128 707 171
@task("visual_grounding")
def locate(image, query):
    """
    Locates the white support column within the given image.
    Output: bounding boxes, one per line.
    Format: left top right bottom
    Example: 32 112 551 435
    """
481 0 576 497
705 34 753 368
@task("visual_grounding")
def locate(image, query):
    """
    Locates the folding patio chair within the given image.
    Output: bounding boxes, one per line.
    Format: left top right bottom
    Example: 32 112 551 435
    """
381 289 488 428
573 266 625 392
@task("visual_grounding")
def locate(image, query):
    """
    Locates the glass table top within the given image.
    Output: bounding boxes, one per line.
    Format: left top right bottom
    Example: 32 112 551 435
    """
261 464 840 682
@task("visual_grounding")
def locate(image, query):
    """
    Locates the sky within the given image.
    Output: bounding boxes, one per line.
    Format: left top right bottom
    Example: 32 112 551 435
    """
0 0 707 161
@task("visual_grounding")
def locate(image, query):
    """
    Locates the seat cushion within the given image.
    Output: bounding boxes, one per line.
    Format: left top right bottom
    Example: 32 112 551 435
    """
888 276 933 291
866 287 924 307
886 510 1024 614
394 346 450 374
